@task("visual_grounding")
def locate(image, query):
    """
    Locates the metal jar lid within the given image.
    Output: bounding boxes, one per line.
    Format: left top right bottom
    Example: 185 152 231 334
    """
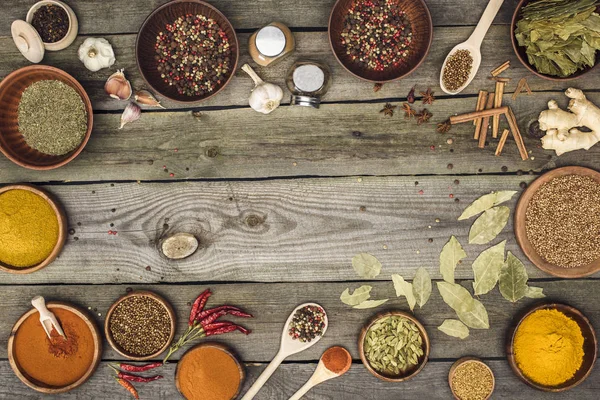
290 94 321 108
255 26 286 57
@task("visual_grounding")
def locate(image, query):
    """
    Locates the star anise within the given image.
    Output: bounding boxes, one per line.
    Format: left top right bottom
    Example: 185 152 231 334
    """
416 109 433 125
373 83 383 92
402 103 417 119
380 103 397 117
407 87 416 104
420 88 435 105
436 119 452 133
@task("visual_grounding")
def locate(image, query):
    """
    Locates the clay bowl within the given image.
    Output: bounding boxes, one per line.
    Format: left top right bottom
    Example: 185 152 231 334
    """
175 342 245 399
514 166 600 278
507 303 597 392
448 357 495 400
511 0 600 81
0 65 93 170
105 290 176 361
358 310 430 382
136 0 239 103
328 0 433 83
7 301 102 394
0 184 67 274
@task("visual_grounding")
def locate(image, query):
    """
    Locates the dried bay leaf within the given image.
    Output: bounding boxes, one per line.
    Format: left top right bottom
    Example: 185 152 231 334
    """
469 206 510 245
352 253 382 278
340 285 372 306
472 241 506 295
499 252 528 303
353 299 389 309
493 190 518 205
392 274 416 311
458 191 517 220
440 236 467 283
456 298 490 329
526 286 546 298
412 267 432 308
438 319 469 339
437 281 475 313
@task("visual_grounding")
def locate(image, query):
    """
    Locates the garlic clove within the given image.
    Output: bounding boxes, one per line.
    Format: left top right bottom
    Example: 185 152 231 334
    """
119 102 141 129
105 69 132 101
135 90 165 109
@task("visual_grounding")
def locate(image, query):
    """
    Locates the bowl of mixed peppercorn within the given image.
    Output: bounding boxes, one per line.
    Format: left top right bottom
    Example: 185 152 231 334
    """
136 0 239 103
329 0 433 83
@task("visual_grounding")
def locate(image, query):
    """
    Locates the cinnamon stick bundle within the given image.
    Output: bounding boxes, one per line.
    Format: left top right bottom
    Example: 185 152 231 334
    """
479 93 495 148
491 61 510 77
450 106 509 125
474 91 489 138
493 82 505 139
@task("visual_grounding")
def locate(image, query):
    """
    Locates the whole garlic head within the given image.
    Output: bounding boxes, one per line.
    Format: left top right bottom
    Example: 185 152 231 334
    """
78 38 116 72
241 64 283 114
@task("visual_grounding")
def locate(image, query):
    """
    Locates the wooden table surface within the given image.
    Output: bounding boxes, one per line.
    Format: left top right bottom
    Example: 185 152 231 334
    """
1 0 599 399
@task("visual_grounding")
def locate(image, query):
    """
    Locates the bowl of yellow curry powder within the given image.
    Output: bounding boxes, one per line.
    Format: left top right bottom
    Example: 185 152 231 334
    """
0 184 66 274
507 303 597 392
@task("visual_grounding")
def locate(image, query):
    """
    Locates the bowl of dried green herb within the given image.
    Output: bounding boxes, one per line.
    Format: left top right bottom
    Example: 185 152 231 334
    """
0 65 93 170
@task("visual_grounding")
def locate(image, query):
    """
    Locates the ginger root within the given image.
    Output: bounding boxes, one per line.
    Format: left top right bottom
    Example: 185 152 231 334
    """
538 88 600 156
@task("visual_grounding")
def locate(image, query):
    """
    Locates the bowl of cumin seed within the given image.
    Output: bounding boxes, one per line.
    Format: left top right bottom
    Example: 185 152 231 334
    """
0 65 93 170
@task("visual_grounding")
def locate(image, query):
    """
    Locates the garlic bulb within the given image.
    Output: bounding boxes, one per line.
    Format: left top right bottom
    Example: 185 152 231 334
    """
105 69 132 100
119 102 141 129
241 64 283 114
78 38 116 72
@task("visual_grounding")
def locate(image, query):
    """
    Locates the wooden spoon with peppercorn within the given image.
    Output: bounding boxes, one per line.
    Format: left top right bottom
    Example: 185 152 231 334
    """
241 303 328 400
440 0 504 95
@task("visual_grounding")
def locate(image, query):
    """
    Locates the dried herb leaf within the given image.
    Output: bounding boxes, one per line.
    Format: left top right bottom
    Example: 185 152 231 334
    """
392 274 416 311
440 236 467 283
340 285 373 306
413 267 432 308
469 206 510 244
352 253 382 278
499 252 529 303
456 298 490 329
437 281 475 313
458 191 517 220
525 286 546 298
472 241 506 295
438 319 469 339
353 299 389 309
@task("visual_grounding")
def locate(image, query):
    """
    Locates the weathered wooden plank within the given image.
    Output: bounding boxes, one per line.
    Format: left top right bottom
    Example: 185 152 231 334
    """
0 281 598 361
0 27 575 111
0 0 521 36
1 176 598 285
1 359 599 399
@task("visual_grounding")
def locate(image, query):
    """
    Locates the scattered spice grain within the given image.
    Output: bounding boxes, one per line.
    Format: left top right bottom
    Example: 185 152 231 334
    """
450 361 494 400
443 50 473 91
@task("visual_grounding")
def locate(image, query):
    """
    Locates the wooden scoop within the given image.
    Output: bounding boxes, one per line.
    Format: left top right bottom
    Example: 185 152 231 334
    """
289 346 351 400
241 303 328 400
31 296 65 339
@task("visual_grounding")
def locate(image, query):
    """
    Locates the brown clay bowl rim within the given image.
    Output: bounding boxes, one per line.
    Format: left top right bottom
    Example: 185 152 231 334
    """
358 310 430 382
506 302 597 392
514 166 600 278
328 0 433 83
0 184 67 274
135 0 240 104
7 301 102 394
175 342 245 399
104 290 176 361
510 0 600 81
0 65 93 170
448 357 495 400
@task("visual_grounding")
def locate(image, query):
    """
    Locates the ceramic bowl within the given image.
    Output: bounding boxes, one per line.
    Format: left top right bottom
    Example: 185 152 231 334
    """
328 0 433 83
0 65 93 170
507 303 597 392
26 0 79 51
105 290 176 361
7 301 102 393
358 310 430 382
0 184 67 274
514 166 600 278
136 0 239 103
448 357 495 400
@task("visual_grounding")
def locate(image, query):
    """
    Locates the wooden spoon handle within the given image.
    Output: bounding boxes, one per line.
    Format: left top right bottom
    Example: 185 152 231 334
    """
468 0 504 48
241 352 286 400
288 380 315 400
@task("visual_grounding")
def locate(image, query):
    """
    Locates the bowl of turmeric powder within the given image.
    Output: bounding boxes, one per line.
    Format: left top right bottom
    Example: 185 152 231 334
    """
507 303 597 392
0 184 67 274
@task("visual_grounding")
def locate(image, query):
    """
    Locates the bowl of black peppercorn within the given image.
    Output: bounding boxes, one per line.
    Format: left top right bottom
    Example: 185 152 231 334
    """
136 0 239 103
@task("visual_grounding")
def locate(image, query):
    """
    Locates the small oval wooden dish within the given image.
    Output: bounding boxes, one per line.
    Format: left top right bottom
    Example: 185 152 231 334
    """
7 301 102 394
328 0 433 83
507 303 597 392
105 290 176 361
136 0 239 103
0 184 67 274
514 166 600 278
358 310 430 382
448 357 495 400
175 342 245 399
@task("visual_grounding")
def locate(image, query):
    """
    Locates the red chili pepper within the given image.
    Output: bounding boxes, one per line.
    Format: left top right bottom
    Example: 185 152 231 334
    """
120 372 163 383
203 321 234 331
200 308 253 328
205 324 252 337
195 305 242 322
116 362 162 372
116 378 139 399
189 289 211 326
